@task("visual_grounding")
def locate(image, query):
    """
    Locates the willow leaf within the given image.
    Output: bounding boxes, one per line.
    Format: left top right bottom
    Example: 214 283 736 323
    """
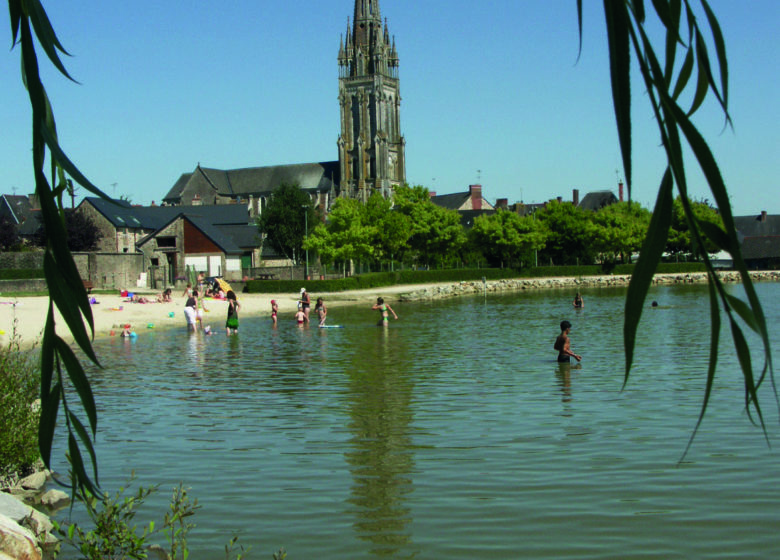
39 122 107 200
632 0 646 23
576 0 583 61
603 0 633 196
724 294 760 334
68 433 100 498
55 336 98 434
625 168 673 379
682 276 721 461
67 411 100 485
40 304 55 398
38 381 61 467
9 0 21 45
730 319 766 432
27 0 76 82
697 219 730 253
688 34 710 116
700 0 728 109
671 48 694 101
44 251 99 364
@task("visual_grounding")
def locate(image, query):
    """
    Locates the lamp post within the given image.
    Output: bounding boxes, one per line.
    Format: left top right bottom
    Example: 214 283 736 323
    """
302 205 309 280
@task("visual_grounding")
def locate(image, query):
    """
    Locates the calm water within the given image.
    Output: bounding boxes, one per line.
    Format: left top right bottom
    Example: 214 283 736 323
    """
54 283 780 559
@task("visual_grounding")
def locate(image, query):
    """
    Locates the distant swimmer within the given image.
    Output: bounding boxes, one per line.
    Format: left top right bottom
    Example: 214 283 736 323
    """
270 299 278 326
573 292 584 308
554 320 581 363
372 297 398 326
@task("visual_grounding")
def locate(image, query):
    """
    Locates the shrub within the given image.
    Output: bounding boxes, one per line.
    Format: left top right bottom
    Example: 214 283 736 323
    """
0 268 45 280
0 328 41 478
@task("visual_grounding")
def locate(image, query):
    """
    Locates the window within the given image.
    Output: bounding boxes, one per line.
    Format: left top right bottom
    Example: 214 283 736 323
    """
156 236 176 248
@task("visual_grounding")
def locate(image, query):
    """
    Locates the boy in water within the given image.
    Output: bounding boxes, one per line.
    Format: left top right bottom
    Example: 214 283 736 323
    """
554 320 582 363
372 297 398 326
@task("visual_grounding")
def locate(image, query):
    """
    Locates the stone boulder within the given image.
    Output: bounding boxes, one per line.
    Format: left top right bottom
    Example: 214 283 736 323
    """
0 513 41 560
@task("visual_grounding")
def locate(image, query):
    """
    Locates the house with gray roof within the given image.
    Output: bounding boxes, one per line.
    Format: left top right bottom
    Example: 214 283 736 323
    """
161 162 340 216
735 211 780 269
76 197 262 284
0 193 40 238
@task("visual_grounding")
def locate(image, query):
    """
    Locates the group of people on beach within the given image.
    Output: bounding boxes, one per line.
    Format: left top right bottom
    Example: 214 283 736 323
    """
181 282 240 335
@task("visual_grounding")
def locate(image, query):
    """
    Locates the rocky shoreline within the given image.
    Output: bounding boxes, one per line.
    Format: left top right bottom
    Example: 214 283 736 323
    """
0 469 68 560
396 271 780 302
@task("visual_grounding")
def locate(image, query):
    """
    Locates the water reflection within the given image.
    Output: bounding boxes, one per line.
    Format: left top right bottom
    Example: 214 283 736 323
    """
344 327 415 556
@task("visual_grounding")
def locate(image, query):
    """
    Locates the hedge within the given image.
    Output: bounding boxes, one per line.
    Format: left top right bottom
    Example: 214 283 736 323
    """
0 268 45 280
244 262 707 294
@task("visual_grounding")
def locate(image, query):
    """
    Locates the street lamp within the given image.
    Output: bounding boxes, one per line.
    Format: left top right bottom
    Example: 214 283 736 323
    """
302 205 309 280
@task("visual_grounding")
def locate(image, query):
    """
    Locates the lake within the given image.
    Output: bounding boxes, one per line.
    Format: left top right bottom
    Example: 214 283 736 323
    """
53 282 780 559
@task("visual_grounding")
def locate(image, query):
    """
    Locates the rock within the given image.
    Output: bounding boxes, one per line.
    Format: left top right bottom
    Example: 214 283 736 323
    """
0 493 31 523
39 490 69 510
0 513 41 560
19 472 48 492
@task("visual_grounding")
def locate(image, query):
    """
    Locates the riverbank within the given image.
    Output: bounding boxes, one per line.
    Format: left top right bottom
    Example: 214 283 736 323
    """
1 270 778 349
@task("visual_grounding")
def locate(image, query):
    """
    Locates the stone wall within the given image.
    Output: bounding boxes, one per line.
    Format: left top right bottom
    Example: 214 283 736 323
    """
397 271 780 302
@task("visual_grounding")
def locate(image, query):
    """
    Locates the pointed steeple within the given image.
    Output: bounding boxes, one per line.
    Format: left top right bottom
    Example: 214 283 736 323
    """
338 0 405 200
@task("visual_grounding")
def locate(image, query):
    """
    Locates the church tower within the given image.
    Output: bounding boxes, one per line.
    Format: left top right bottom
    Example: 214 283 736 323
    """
338 0 405 201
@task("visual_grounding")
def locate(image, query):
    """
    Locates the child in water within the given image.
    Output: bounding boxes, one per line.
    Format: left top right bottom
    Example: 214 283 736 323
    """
554 320 582 363
314 297 327 326
225 290 240 335
270 299 278 326
372 297 398 326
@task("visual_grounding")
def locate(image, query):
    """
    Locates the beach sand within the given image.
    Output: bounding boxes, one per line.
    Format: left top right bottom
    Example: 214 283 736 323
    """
0 284 425 349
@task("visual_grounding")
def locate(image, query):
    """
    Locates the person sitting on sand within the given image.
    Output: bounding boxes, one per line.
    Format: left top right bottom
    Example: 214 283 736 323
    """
157 288 173 303
554 320 582 363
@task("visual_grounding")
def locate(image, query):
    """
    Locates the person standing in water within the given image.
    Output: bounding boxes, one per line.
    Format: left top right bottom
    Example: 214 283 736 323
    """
573 292 584 308
314 297 327 326
299 288 311 324
372 297 398 326
270 299 278 326
225 290 240 335
554 320 581 363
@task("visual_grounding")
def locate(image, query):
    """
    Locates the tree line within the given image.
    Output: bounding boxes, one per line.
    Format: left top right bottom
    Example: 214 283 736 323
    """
255 182 724 271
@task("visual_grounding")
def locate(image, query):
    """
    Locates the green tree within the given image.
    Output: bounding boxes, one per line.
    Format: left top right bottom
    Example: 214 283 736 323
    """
469 209 547 268
0 213 21 251
535 200 596 265
255 183 316 264
303 197 376 268
667 197 724 258
590 201 651 263
365 191 410 266
33 210 102 252
393 184 466 267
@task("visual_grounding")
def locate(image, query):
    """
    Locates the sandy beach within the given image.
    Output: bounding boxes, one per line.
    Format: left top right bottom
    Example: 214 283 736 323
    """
3 270 778 350
0 284 425 349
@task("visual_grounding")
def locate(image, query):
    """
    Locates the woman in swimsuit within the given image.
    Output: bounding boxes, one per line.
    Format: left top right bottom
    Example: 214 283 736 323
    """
372 297 398 326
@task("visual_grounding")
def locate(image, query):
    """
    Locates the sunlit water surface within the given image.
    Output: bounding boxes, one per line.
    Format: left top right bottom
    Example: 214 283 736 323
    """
54 283 780 559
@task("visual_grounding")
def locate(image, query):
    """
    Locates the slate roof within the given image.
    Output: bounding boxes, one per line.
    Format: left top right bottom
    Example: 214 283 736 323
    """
135 213 250 255
162 161 340 204
578 190 618 211
734 214 780 260
430 192 471 211
0 194 39 235
79 197 252 230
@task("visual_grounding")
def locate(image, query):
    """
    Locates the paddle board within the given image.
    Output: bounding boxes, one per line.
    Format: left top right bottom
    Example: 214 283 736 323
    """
319 325 344 329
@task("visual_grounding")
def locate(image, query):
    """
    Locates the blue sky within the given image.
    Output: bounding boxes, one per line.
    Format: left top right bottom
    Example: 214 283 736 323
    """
1 1 777 215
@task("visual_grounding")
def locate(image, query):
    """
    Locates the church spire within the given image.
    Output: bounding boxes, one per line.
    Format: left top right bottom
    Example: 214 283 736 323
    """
337 0 405 201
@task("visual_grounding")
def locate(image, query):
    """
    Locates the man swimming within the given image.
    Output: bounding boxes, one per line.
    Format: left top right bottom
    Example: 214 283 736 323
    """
554 320 582 363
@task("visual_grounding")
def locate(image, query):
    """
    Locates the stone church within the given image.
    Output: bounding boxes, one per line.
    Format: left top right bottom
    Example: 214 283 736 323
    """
162 0 405 212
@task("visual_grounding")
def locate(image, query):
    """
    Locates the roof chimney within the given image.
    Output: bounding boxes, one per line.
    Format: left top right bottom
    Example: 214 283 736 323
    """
573 188 580 207
556 196 562 203
619 182 624 202
429 191 436 198
761 210 767 222
496 198 508 209
469 184 482 210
